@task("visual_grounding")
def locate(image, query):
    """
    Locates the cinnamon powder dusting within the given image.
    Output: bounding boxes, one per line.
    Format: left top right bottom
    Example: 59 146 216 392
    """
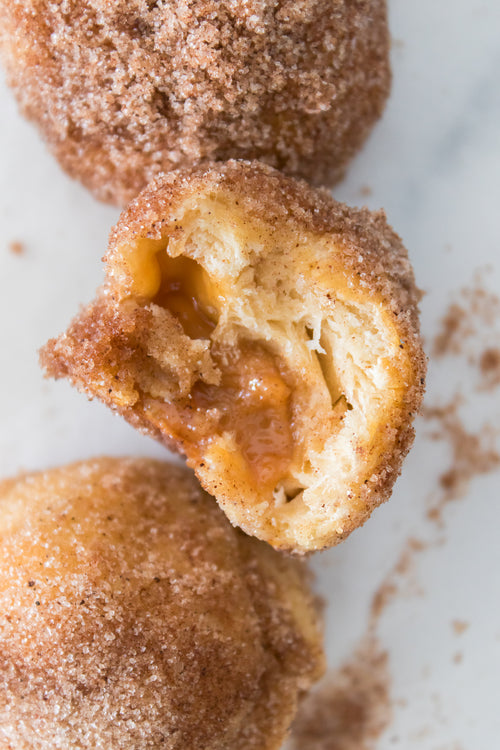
423 401 500 521
370 537 427 621
286 637 391 750
451 620 469 636
478 347 500 392
432 303 472 357
432 275 500 392
432 276 500 358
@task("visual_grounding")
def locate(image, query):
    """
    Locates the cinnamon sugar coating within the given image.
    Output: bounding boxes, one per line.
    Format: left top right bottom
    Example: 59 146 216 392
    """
0 0 390 205
0 457 324 749
41 162 426 552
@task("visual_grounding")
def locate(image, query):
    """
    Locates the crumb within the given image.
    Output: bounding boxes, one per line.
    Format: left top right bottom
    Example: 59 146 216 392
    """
451 620 469 636
359 185 372 198
8 240 24 255
426 506 441 523
478 347 500 392
286 636 391 750
452 652 463 665
390 38 405 51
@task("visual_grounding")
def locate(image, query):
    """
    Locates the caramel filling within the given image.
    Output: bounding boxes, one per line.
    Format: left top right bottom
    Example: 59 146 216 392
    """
153 255 218 339
191 344 293 486
152 253 294 488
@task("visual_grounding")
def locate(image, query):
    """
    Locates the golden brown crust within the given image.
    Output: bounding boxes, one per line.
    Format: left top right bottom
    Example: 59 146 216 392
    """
41 161 426 552
0 0 390 205
0 457 324 749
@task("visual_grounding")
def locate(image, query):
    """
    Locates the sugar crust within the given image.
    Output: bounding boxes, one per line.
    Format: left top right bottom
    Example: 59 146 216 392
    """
0 0 390 205
0 457 324 749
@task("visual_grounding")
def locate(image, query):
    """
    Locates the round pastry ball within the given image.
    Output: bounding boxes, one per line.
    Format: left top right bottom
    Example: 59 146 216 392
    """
42 161 426 553
0 457 324 750
0 0 391 205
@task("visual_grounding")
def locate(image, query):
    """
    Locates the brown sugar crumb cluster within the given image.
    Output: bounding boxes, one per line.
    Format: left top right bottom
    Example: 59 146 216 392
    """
286 636 391 750
0 457 324 749
0 0 390 205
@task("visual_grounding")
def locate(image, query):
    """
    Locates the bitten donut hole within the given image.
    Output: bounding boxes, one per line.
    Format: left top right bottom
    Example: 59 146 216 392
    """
39 161 427 553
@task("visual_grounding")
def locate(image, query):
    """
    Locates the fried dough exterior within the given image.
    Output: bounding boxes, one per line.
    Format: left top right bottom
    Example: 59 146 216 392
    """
0 457 324 749
0 0 390 205
42 161 426 552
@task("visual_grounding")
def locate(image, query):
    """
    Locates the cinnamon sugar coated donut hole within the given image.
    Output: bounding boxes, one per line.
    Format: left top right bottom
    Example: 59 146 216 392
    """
41 161 426 553
0 0 390 205
0 458 324 749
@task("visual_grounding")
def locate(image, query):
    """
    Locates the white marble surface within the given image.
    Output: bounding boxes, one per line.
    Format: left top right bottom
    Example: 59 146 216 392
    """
1 1 500 747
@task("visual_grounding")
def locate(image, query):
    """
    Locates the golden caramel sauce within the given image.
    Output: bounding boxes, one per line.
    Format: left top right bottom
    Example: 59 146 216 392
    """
152 253 294 487
153 255 217 339
191 344 293 486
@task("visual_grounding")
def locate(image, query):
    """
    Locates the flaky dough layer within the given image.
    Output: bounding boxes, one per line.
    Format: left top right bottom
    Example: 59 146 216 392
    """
42 161 426 552
0 0 390 205
0 457 324 750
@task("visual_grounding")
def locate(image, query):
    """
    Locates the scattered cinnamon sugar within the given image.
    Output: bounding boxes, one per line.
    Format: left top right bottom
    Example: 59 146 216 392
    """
433 303 472 357
451 620 469 636
286 636 391 750
478 347 500 392
8 240 24 255
390 37 405 51
370 581 399 622
432 275 500 391
370 537 427 622
423 400 500 520
394 537 426 575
